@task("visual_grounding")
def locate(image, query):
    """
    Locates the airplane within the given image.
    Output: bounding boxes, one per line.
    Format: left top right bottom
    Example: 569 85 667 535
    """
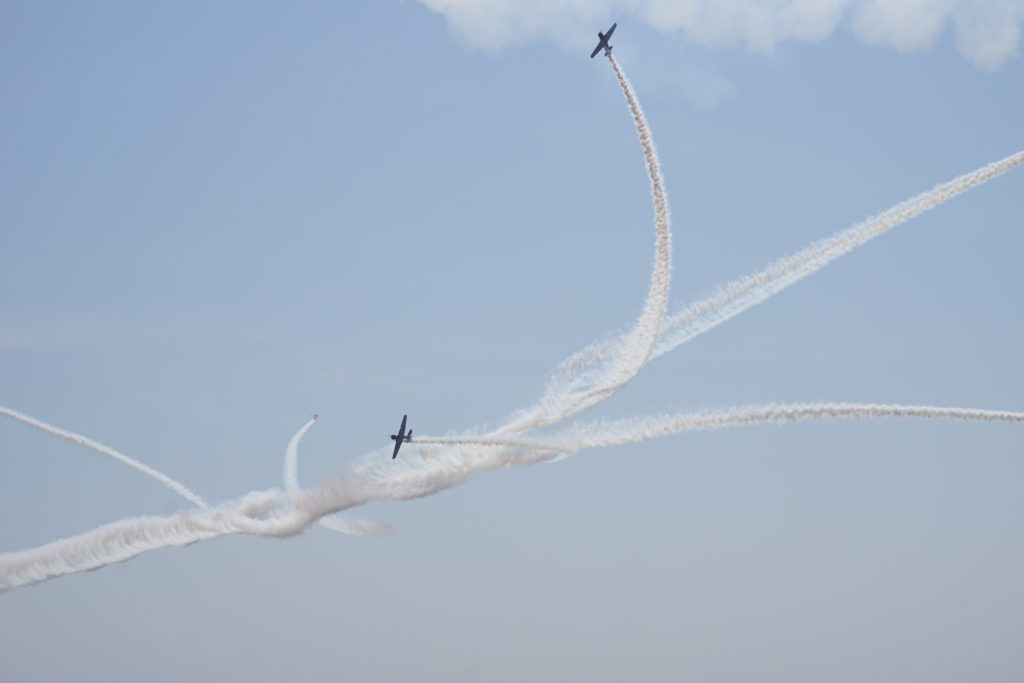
590 22 617 58
390 414 413 459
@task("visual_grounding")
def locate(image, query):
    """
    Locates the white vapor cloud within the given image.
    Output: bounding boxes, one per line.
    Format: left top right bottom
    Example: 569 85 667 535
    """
415 0 1023 68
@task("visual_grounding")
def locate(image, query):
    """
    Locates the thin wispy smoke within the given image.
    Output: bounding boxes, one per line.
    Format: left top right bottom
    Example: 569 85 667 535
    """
0 405 207 509
318 516 396 537
2 55 1021 593
414 437 564 452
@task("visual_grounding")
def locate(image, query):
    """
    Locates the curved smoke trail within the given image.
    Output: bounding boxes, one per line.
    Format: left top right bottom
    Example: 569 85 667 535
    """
1 405 207 509
493 53 672 436
283 415 318 498
282 415 394 537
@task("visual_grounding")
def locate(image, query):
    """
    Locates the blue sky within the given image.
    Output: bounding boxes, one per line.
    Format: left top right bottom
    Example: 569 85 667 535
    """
1 2 1022 681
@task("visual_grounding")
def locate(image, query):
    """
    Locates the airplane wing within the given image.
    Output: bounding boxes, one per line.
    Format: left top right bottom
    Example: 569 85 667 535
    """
605 23 616 40
391 414 408 459
590 44 602 58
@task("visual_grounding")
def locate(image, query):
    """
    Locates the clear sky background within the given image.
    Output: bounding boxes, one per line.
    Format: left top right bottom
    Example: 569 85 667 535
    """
1 2 1022 681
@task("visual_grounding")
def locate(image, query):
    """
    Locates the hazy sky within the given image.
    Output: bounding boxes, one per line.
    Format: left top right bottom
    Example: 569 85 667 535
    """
1 2 1022 682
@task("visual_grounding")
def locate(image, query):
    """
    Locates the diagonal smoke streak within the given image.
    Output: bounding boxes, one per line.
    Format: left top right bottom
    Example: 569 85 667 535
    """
1 405 207 509
282 415 394 537
651 149 1024 359
493 53 672 436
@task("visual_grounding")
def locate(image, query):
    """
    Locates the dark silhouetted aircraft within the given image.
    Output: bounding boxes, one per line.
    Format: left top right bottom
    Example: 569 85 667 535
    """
390 414 413 459
590 22 617 58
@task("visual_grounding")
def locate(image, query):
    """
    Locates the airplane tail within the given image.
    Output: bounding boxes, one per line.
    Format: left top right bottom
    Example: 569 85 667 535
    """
406 430 413 441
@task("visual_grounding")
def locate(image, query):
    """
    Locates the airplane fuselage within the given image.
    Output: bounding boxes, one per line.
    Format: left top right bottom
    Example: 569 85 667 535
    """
390 414 412 458
591 22 617 58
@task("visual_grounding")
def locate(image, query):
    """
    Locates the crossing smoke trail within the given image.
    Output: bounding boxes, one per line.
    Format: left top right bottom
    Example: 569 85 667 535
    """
4 401 1021 593
541 148 1024 388
282 415 394 537
493 53 672 436
2 55 1022 592
0 405 207 509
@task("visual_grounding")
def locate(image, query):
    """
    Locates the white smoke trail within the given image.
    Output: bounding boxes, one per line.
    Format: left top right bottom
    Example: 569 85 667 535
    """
651 149 1024 359
542 148 1024 389
4 402 1021 592
281 415 394 537
283 416 318 498
0 405 207 509
494 53 672 436
413 437 565 452
557 403 1024 451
